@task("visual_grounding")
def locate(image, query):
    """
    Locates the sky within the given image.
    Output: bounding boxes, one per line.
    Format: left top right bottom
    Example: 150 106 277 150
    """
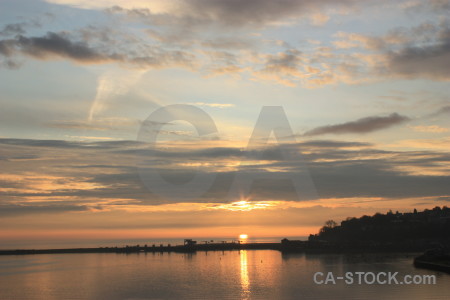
0 0 450 247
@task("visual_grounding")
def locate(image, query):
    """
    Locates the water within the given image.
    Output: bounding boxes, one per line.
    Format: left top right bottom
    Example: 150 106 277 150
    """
0 251 448 299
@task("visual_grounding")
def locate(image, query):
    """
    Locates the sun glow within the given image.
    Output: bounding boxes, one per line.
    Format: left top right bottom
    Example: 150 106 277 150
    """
239 234 248 239
213 200 277 211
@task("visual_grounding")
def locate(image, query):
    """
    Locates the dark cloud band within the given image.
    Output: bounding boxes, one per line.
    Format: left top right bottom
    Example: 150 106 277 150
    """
303 113 410 136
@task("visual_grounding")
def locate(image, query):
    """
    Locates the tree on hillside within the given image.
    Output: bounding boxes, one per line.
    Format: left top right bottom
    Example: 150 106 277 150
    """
325 220 337 228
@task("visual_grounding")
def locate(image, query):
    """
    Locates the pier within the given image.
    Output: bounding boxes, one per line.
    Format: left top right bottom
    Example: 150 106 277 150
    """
0 240 282 256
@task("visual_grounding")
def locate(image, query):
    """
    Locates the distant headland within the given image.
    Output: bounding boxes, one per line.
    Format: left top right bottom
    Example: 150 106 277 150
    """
304 205 450 253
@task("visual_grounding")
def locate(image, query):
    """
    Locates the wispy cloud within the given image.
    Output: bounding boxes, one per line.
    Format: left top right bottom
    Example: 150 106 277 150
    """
58 0 360 28
188 102 235 109
310 13 330 26
89 68 146 121
0 32 118 63
333 21 450 81
387 40 450 80
0 30 196 70
303 113 410 136
409 125 449 133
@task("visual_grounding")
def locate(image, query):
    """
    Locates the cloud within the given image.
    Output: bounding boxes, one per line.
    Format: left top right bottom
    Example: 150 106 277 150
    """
0 138 88 148
333 31 387 50
264 21 450 86
330 22 450 81
333 22 440 51
430 105 450 117
44 117 139 132
56 0 360 28
386 40 450 80
89 68 147 121
2 136 450 218
300 140 372 148
2 1 450 88
18 32 114 62
310 13 330 26
177 0 339 27
0 32 119 63
264 49 303 73
252 49 310 86
0 204 88 216
0 30 197 70
44 121 111 131
401 0 450 13
303 113 410 136
388 136 450 151
0 138 141 150
200 37 255 50
0 19 43 37
0 23 27 36
409 125 449 133
188 102 235 109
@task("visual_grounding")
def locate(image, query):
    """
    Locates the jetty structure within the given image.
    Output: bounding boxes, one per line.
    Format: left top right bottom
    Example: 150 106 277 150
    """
414 247 450 274
0 239 282 255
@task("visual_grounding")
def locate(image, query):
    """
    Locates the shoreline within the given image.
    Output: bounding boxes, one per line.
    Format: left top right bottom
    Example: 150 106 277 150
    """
0 242 280 255
0 240 435 256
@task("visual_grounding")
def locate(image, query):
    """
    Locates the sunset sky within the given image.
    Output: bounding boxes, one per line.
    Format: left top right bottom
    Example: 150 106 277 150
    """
1 0 450 246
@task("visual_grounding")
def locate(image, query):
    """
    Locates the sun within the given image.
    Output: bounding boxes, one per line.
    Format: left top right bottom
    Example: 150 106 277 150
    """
239 234 248 239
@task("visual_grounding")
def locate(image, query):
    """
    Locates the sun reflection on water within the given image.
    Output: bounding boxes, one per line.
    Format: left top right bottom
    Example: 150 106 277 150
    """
240 250 250 299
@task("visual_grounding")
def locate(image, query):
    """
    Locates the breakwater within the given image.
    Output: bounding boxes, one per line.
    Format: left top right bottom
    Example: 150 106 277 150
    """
0 242 281 255
0 238 445 256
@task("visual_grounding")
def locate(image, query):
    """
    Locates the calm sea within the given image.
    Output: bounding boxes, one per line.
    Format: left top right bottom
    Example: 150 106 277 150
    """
0 250 449 299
